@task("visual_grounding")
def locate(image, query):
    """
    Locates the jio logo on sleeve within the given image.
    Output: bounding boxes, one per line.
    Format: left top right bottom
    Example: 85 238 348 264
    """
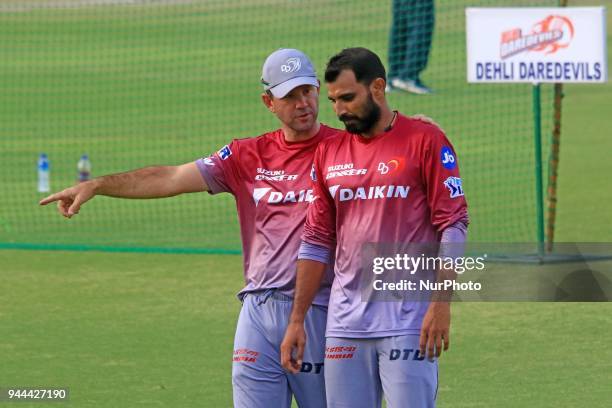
441 146 456 170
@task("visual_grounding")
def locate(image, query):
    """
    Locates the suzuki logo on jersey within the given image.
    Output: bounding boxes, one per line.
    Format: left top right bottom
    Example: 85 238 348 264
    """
281 57 301 73
326 163 368 180
444 177 464 198
377 157 405 175
218 145 232 160
441 146 456 169
255 168 297 182
329 185 410 202
252 188 314 206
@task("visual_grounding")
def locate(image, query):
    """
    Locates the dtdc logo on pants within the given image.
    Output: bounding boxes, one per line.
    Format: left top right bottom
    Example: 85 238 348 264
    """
300 361 324 374
389 348 434 362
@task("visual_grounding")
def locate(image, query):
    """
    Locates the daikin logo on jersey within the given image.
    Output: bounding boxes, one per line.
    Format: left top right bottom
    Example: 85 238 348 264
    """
329 185 410 202
252 188 314 206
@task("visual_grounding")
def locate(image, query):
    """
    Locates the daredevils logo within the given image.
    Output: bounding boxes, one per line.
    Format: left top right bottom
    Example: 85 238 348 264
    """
500 15 574 59
377 157 405 175
531 15 574 54
252 187 314 206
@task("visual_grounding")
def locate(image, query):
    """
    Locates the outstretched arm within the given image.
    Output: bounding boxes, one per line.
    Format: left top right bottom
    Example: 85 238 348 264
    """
39 162 207 218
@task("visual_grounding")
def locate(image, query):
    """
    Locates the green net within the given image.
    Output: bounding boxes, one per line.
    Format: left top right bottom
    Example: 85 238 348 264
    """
0 0 556 253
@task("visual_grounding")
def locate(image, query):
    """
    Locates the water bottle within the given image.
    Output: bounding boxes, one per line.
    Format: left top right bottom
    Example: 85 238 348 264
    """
37 153 50 193
77 154 91 182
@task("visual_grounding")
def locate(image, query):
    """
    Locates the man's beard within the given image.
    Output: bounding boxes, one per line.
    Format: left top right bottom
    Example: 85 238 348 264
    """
339 93 381 134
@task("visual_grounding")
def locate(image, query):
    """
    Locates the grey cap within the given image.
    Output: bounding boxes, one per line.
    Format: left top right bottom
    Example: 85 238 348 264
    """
261 48 318 98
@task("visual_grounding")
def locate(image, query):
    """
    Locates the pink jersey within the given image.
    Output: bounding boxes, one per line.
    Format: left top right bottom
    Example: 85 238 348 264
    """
302 114 468 337
196 124 338 306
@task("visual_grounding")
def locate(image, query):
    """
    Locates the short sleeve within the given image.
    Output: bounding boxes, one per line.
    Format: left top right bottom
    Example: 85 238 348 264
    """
421 126 469 231
195 140 242 195
301 144 336 249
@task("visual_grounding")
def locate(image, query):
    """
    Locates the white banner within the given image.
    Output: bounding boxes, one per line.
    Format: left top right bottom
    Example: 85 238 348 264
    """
466 7 607 83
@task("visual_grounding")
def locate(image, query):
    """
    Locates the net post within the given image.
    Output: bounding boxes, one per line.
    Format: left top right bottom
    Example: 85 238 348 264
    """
546 83 564 252
532 83 545 258
545 0 569 252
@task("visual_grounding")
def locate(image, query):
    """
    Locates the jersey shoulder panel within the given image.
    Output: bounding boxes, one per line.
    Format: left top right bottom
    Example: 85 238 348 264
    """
403 114 447 139
230 129 281 154
222 131 288 175
317 127 348 150
407 114 446 134
319 123 344 139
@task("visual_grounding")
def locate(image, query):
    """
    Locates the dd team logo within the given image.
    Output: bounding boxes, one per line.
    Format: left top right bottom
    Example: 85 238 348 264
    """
281 57 301 73
500 15 574 59
377 157 405 175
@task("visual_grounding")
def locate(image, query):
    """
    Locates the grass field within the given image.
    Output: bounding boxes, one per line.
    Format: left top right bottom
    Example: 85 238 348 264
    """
4 0 610 250
1 0 611 407
2 250 612 407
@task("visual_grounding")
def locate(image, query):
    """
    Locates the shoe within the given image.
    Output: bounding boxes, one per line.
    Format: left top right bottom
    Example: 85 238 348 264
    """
390 78 433 95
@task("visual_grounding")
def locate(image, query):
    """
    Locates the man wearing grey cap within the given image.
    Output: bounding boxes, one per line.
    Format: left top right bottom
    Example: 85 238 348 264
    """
40 48 339 407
